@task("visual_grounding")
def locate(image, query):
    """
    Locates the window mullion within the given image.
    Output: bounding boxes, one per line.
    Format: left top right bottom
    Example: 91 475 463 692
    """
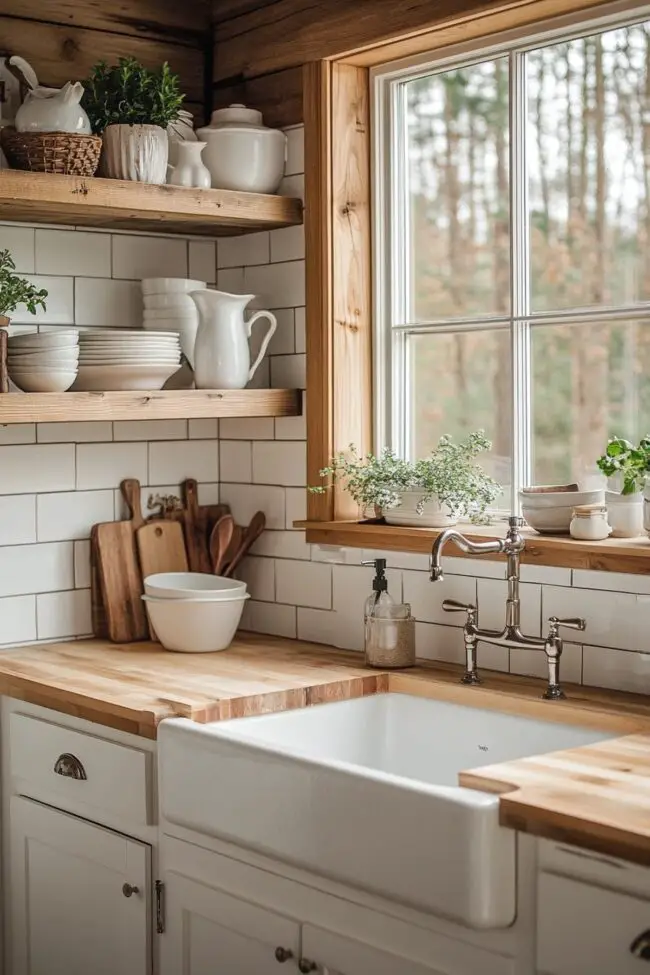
510 50 531 512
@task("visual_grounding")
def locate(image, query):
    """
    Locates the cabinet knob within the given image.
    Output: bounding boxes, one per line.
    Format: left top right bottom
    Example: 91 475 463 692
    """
122 883 139 898
298 960 318 973
274 947 294 963
631 929 650 960
53 753 87 780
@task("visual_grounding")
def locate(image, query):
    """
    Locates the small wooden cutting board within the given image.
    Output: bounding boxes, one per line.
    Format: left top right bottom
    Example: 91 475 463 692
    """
137 520 189 579
180 478 213 574
95 479 149 643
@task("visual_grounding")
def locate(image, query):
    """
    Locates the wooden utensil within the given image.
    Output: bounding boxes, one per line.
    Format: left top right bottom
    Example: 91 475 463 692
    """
137 519 189 579
180 478 213 574
209 514 235 575
95 478 149 643
223 512 266 578
0 328 8 394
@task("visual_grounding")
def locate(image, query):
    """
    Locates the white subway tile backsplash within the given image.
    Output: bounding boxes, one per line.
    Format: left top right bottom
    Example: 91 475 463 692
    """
279 174 305 203
476 642 510 673
297 607 348 649
276 559 332 609
0 595 36 646
244 260 305 307
443 556 506 579
37 421 112 444
217 267 245 292
312 545 359 565
403 569 475 625
77 442 147 490
74 540 91 588
35 229 111 277
251 530 310 560
285 126 305 176
270 225 304 263
0 226 34 271
37 589 92 640
0 425 36 446
544 585 650 653
275 411 306 440
114 420 187 441
219 417 275 440
12 276 74 324
0 496 36 545
271 353 306 389
218 232 269 269
294 306 305 353
510 641 583 685
240 599 296 639
197 483 220 506
189 418 219 439
519 564 572 586
477 579 541 635
37 490 114 542
219 441 252 483
415 621 465 664
583 644 650 694
112 235 188 280
189 241 216 284
252 441 306 486
149 440 219 485
0 444 75 494
219 484 285 531
285 487 306 526
267 308 295 356
572 568 650 596
0 542 73 597
75 277 142 327
236 556 275 602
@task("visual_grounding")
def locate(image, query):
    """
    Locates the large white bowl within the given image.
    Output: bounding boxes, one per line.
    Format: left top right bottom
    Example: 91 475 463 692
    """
72 363 180 391
144 294 196 311
144 572 247 600
141 278 206 296
521 488 605 534
142 593 249 652
9 330 79 351
10 367 78 392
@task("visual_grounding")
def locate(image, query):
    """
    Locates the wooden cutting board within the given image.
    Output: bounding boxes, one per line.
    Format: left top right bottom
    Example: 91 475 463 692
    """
89 524 108 639
95 479 149 643
137 520 189 579
180 478 213 574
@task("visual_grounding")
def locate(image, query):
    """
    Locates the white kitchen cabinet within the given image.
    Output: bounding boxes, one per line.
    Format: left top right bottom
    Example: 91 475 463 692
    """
301 924 446 975
161 871 301 974
10 796 151 975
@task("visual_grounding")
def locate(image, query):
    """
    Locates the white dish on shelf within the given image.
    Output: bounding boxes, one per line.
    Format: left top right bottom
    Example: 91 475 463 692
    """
142 592 249 652
9 330 79 351
79 357 181 367
8 350 79 365
9 366 78 392
80 329 179 341
144 293 196 311
141 278 206 296
71 363 180 391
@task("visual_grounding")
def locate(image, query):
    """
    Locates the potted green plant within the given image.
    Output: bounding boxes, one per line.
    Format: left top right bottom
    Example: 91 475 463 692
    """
311 431 501 526
82 58 184 184
597 436 648 537
0 249 47 326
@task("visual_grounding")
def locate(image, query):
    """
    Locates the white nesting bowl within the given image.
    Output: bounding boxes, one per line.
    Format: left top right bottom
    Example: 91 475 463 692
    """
144 293 197 311
8 350 79 366
144 572 247 600
141 278 206 296
142 593 250 652
10 367 78 392
9 329 79 351
520 488 605 534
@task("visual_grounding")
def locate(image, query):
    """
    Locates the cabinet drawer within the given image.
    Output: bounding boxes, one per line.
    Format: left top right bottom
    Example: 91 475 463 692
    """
9 712 153 826
538 872 650 975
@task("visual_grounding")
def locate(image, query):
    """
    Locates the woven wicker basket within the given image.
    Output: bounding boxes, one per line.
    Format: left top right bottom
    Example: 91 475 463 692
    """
0 128 102 176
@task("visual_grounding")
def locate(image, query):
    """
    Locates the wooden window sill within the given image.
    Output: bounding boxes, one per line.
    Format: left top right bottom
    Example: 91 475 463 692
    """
297 520 650 575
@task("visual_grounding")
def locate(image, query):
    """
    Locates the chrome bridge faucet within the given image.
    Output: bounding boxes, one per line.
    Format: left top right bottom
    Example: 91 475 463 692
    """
430 516 585 700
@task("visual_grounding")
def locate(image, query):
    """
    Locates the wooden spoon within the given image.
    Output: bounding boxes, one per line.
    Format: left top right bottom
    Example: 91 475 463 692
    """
209 514 235 575
223 512 266 578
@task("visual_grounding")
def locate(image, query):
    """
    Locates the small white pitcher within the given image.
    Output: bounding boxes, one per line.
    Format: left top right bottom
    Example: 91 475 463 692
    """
190 289 277 389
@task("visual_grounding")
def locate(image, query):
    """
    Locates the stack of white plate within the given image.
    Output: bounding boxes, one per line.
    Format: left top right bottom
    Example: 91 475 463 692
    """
141 278 205 368
7 330 79 392
72 329 182 391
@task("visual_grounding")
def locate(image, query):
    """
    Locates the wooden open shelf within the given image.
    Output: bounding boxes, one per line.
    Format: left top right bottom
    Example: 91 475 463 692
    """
0 171 303 237
0 388 301 424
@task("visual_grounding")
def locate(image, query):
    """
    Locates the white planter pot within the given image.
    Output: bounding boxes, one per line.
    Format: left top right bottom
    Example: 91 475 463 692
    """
101 124 168 184
384 492 457 528
607 491 645 538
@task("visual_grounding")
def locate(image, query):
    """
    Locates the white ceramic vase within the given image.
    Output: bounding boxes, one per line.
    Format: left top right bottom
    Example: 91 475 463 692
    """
167 109 197 167
190 290 277 390
168 141 211 189
384 491 458 528
101 124 168 184
606 490 644 538
196 104 286 194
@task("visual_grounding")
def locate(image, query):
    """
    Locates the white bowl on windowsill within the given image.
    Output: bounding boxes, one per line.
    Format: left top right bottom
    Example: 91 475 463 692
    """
520 487 605 534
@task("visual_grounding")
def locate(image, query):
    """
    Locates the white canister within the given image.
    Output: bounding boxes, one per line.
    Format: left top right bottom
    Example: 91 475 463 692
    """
197 104 286 194
570 504 611 541
605 491 645 538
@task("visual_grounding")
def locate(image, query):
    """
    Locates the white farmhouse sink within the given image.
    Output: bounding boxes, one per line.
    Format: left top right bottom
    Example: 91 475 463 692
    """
158 693 611 929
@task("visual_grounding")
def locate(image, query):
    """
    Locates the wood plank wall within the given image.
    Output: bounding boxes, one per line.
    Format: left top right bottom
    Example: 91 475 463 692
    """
0 0 212 124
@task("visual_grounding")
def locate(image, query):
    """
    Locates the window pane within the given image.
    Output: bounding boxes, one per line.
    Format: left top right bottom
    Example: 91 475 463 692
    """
532 320 650 484
529 24 650 311
406 57 510 322
408 329 512 489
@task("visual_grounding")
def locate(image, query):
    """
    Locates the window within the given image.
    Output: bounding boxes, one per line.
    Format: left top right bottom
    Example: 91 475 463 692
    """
373 11 650 509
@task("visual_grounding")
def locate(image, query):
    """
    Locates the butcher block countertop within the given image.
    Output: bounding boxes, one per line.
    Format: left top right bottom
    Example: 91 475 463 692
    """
2 632 650 865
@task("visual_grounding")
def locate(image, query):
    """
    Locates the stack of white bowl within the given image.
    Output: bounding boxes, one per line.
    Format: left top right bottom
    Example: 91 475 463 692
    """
520 485 605 534
141 278 205 368
142 572 249 653
7 329 79 392
72 329 182 391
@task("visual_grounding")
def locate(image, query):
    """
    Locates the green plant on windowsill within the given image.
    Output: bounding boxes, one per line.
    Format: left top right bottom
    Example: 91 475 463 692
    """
596 436 650 496
0 250 47 322
310 431 502 525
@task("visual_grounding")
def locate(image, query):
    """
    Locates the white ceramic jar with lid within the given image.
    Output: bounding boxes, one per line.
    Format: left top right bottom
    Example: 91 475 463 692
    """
197 104 286 194
570 503 611 540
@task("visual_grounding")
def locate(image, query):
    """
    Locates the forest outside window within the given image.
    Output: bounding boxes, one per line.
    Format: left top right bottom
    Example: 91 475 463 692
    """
373 10 650 511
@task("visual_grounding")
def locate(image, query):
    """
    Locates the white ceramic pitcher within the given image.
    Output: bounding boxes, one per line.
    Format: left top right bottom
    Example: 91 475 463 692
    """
190 290 277 389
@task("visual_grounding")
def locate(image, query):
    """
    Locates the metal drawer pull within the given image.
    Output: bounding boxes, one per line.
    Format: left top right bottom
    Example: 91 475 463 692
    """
631 930 650 960
122 883 139 898
274 947 294 963
298 961 318 973
53 753 87 780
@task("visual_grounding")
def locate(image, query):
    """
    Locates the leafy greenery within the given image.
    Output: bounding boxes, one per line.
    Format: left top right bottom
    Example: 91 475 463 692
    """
82 58 184 133
596 436 650 495
0 250 47 317
310 432 501 523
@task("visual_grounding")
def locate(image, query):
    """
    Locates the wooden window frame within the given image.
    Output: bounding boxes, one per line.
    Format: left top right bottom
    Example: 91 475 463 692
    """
299 0 650 576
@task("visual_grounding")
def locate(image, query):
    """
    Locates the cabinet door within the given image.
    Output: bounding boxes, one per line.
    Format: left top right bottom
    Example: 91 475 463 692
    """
301 924 445 975
10 796 151 975
161 871 301 975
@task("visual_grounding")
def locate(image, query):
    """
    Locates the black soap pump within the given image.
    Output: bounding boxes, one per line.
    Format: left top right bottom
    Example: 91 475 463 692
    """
361 558 395 621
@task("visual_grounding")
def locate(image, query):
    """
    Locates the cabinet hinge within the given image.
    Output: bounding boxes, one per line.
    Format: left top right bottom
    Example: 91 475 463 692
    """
155 880 165 934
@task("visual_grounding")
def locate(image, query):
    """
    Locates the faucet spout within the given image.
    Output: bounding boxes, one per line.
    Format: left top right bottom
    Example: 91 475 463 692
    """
430 528 505 582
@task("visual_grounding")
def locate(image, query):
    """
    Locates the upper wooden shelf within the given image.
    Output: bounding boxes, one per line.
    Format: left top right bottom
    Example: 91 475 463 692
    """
0 388 301 424
0 171 303 237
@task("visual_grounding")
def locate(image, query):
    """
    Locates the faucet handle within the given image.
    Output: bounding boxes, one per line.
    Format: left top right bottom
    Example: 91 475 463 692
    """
548 616 586 635
443 599 476 615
